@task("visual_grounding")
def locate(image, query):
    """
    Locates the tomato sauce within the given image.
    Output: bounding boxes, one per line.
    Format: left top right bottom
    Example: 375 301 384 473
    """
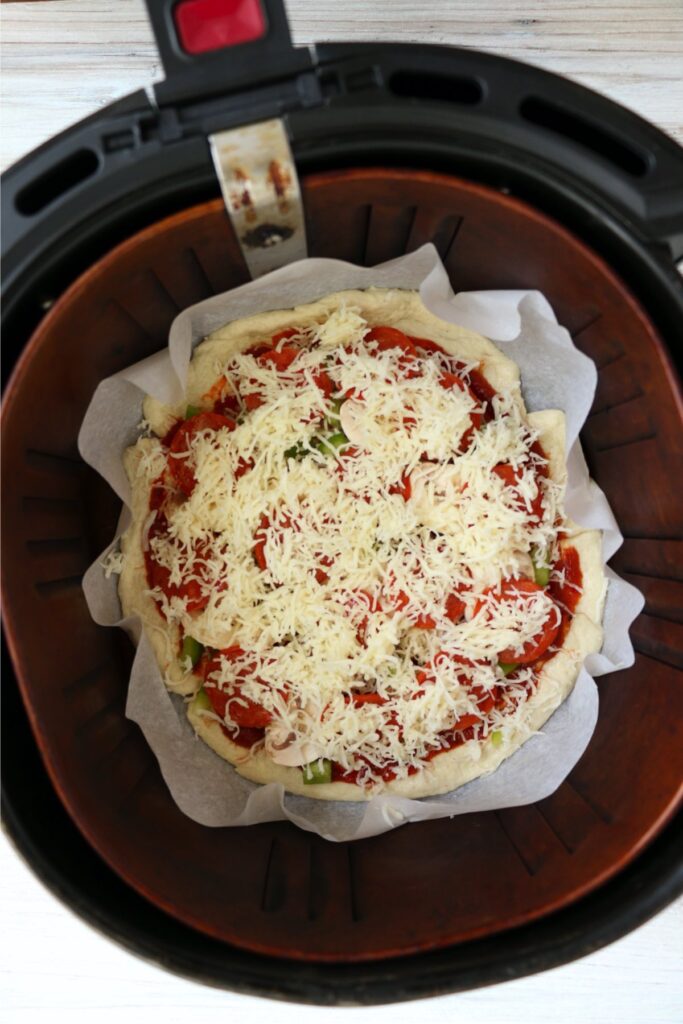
544 545 583 654
549 545 583 614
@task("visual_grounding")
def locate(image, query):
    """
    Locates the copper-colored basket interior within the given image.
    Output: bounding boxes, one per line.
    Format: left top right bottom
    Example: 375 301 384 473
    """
2 169 682 960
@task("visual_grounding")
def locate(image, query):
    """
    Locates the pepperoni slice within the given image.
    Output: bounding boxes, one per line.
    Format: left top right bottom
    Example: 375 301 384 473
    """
415 655 494 726
493 455 546 523
235 456 254 479
381 576 436 629
336 444 362 467
473 577 561 663
254 510 331 582
256 345 301 371
437 371 484 452
470 685 496 714
414 654 481 712
168 412 236 496
203 648 272 728
409 335 448 356
146 551 208 613
439 371 483 423
243 392 265 411
434 651 485 670
145 510 215 614
250 335 333 412
389 589 436 629
244 330 298 364
549 545 583 614
412 611 436 629
366 325 421 380
252 513 288 571
449 713 482 732
409 339 498 419
312 369 335 397
366 326 418 358
493 462 520 487
465 367 498 416
214 393 241 417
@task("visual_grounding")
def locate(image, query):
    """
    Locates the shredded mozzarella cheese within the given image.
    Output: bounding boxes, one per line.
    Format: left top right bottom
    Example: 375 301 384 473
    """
130 308 574 786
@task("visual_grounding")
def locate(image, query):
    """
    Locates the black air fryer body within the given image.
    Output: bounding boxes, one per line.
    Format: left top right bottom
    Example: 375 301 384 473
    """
2 0 682 1004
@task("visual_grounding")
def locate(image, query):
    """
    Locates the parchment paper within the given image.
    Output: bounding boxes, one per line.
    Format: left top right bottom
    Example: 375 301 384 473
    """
79 244 644 842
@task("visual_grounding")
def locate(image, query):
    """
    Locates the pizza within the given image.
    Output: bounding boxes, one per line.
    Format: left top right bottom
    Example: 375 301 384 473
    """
118 288 606 800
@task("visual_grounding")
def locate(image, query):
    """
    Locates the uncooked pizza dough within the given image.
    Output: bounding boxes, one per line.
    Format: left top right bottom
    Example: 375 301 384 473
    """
117 289 606 800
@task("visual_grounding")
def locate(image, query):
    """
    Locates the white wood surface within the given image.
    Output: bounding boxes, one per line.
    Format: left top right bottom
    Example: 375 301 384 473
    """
1 0 682 172
1 2 682 1021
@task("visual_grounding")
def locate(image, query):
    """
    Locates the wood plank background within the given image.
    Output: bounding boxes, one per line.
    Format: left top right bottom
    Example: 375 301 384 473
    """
1 0 682 173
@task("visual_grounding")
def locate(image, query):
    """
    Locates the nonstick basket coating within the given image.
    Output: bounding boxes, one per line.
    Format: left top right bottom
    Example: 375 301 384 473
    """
2 169 682 961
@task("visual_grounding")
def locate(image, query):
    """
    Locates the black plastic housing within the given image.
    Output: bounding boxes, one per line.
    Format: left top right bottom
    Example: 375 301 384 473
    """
3 43 683 384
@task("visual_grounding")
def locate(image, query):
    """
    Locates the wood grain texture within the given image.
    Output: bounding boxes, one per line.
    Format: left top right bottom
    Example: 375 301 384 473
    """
0 0 682 173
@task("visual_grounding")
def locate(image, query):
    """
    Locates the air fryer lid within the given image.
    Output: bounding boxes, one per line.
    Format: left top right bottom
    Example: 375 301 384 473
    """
2 0 683 1003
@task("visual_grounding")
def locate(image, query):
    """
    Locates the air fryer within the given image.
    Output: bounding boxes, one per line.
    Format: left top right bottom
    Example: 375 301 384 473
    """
2 0 682 1005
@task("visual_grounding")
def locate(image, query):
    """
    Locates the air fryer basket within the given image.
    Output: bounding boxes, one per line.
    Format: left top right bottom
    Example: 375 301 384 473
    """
2 0 683 1003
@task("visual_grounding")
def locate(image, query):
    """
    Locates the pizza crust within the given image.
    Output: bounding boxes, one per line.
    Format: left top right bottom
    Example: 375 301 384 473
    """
527 409 567 492
563 529 608 623
187 609 602 801
143 289 522 434
120 288 606 801
119 441 195 695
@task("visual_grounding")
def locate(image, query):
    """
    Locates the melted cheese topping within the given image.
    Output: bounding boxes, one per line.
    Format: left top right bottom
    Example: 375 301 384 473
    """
128 307 571 786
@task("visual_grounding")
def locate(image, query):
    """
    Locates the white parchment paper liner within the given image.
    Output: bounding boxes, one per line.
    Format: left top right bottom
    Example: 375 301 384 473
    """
79 244 644 841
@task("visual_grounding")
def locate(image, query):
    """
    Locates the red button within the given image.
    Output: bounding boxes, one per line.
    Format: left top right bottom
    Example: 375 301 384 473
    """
174 0 266 55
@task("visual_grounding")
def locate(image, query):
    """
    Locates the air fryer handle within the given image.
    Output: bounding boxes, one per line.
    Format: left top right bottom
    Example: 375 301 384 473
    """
143 0 311 105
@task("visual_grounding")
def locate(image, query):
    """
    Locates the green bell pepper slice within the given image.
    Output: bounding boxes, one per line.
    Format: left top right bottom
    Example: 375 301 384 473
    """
190 687 212 713
531 546 551 587
181 635 204 668
284 441 308 460
302 758 332 785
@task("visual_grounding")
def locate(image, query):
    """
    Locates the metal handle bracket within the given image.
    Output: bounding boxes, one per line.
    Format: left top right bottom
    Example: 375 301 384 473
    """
210 118 307 277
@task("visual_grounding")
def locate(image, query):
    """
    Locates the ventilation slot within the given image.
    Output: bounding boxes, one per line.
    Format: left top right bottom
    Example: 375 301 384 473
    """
389 70 482 106
520 97 649 177
15 149 100 216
